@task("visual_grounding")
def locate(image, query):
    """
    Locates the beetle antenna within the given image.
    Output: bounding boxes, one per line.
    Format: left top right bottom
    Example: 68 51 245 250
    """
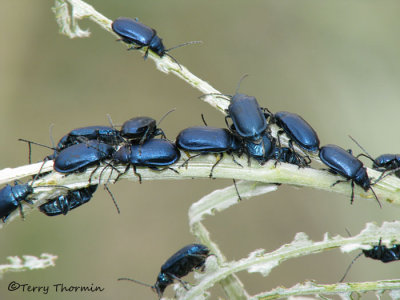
157 108 176 127
30 160 47 186
232 179 242 201
348 135 374 161
201 113 208 126
163 53 182 70
118 277 154 288
165 39 200 67
235 74 249 94
165 40 202 52
27 141 32 164
339 252 363 282
18 139 56 151
104 184 120 214
369 186 382 208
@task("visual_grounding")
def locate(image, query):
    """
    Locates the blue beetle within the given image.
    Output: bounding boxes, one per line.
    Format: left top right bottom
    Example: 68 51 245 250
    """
113 139 180 183
319 144 380 206
176 126 242 177
372 154 400 178
54 140 115 174
120 116 165 143
364 241 400 263
0 182 33 222
340 239 400 282
39 185 98 216
245 133 308 166
272 111 320 152
119 243 210 298
112 17 166 59
245 133 275 164
112 17 198 65
273 147 306 166
19 126 120 161
56 125 121 151
347 136 400 179
226 93 269 142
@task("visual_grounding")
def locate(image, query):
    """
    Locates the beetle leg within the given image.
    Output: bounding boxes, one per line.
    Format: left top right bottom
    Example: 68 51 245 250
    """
167 273 190 290
210 153 223 178
224 115 231 129
180 153 201 168
114 164 130 183
18 203 25 220
331 178 349 187
127 45 143 51
232 179 242 201
231 154 243 168
88 165 100 185
133 166 142 184
350 180 355 205
143 48 149 60
167 167 179 174
104 184 120 214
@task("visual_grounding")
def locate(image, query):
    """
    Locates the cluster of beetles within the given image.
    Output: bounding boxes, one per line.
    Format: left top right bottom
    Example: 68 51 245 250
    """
1 15 400 298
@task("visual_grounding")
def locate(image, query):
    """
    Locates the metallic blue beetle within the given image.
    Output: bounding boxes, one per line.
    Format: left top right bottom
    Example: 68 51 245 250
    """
319 144 380 207
373 154 400 177
0 182 33 222
176 126 242 177
226 93 269 142
39 185 98 216
340 240 400 282
272 111 320 152
119 243 210 298
112 17 165 59
113 139 180 182
246 134 307 166
120 116 165 143
245 134 275 163
364 242 400 262
54 141 115 173
273 147 305 166
56 126 121 151
153 244 210 297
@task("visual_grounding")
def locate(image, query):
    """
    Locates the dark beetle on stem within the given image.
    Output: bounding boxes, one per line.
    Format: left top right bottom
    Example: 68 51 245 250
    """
372 154 400 178
39 185 98 217
112 17 165 58
0 182 33 222
348 135 400 179
340 239 400 282
226 93 269 142
176 126 242 177
112 139 180 183
112 17 200 66
271 111 320 152
54 141 115 174
56 125 121 151
118 243 210 298
319 144 380 207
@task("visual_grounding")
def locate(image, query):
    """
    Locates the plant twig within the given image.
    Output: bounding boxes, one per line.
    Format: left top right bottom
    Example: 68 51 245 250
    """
181 221 400 299
188 181 277 299
2 152 398 228
251 280 400 300
0 253 57 276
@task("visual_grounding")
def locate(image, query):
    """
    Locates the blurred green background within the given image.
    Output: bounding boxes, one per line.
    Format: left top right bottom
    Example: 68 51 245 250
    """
1 1 400 299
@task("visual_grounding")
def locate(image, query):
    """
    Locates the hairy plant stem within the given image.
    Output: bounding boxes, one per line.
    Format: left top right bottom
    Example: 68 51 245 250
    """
2 152 399 227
